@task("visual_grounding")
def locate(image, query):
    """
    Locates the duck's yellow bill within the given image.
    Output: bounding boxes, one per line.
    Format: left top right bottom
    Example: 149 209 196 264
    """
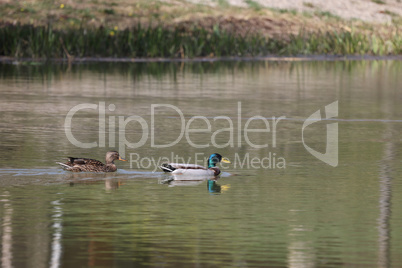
221 157 231 164
119 157 127 161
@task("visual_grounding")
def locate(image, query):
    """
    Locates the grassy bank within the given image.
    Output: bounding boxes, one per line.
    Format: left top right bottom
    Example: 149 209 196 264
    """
1 1 401 59
1 23 401 59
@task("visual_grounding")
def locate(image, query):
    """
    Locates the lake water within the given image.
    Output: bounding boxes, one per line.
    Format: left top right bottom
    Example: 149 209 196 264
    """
0 60 401 267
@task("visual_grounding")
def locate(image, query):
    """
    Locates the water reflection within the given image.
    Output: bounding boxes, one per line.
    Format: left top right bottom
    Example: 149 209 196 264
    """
0 60 402 267
49 199 63 268
207 179 230 194
287 241 315 268
160 174 215 186
1 191 13 268
160 174 231 194
65 173 124 191
377 121 394 268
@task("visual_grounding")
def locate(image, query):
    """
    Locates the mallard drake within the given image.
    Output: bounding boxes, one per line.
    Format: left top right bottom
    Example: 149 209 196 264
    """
57 151 126 172
160 153 231 176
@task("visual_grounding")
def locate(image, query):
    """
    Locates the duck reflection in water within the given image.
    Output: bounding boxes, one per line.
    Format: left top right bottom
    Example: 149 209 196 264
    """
160 173 213 187
161 174 230 193
207 179 230 193
65 172 123 190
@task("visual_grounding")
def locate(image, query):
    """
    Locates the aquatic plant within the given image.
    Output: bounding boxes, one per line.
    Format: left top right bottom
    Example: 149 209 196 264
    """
0 23 401 59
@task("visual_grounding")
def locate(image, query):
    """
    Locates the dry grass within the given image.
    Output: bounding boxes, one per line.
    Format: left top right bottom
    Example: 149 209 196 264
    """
0 0 401 58
0 0 399 38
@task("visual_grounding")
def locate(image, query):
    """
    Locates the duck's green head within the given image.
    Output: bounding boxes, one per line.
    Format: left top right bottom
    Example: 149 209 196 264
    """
208 153 231 168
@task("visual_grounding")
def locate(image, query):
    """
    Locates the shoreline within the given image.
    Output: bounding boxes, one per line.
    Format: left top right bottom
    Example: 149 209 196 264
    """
2 55 402 64
1 1 401 58
1 24 401 59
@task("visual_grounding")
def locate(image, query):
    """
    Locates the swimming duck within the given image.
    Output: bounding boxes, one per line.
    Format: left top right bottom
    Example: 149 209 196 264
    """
57 151 126 172
160 153 231 176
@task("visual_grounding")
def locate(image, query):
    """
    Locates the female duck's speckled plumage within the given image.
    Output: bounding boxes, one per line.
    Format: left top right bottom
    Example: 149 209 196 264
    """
159 153 231 176
57 151 126 172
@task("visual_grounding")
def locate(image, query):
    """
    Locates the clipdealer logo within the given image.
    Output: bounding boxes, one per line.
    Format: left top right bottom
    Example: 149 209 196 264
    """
64 101 338 169
302 101 338 167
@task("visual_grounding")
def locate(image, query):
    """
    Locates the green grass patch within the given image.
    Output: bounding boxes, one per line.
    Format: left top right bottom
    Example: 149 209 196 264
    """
79 8 95 19
314 11 340 19
381 10 399 17
0 24 401 59
371 0 386 4
215 0 230 8
302 11 313 18
19 7 36 14
104 8 115 15
276 8 298 15
244 0 263 11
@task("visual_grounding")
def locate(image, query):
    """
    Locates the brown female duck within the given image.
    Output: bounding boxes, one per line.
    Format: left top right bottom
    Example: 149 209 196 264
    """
57 151 126 172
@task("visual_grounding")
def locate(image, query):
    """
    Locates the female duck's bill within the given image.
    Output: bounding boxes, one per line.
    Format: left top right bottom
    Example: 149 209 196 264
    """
57 151 126 172
159 153 231 176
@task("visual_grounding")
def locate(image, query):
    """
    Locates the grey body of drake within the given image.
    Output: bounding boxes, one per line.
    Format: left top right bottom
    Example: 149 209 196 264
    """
57 151 126 172
159 153 231 176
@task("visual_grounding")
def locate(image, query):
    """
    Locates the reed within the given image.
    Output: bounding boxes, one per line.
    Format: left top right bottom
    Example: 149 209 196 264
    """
0 23 401 59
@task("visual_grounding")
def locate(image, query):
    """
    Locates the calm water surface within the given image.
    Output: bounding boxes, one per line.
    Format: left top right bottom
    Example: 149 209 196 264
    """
0 60 401 267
